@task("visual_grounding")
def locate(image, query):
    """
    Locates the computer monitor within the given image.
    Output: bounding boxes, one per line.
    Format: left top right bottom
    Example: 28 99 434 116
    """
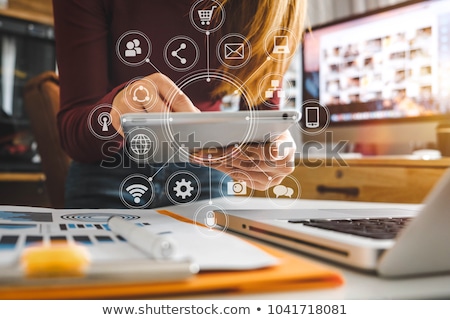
302 0 450 155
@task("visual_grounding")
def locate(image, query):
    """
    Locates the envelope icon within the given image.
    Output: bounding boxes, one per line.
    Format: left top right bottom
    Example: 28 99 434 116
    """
224 43 245 60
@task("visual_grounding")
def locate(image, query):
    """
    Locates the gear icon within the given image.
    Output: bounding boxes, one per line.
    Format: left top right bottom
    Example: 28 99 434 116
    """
173 178 194 199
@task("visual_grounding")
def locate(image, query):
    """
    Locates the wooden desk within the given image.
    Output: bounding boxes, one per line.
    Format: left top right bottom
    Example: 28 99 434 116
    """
0 172 50 206
0 0 53 25
254 157 450 204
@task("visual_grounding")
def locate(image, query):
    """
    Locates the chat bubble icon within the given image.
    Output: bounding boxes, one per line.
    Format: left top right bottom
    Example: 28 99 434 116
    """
285 187 294 198
273 185 294 198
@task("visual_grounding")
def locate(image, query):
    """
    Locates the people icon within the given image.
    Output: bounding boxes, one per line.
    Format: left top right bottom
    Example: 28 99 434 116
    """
125 39 142 57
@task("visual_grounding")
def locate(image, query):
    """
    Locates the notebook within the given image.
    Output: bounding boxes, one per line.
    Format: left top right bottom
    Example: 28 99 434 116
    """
214 168 450 278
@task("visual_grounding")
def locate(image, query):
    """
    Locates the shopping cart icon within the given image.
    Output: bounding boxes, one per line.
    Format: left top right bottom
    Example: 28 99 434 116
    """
198 6 217 25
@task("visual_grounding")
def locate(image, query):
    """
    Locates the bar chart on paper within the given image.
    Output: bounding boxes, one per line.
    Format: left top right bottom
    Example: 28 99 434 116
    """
0 207 278 272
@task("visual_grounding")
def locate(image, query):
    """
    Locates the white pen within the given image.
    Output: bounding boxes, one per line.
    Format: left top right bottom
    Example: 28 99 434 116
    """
0 243 197 284
108 216 178 260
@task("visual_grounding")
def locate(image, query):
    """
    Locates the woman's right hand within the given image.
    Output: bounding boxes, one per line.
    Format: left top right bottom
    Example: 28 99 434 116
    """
111 73 200 136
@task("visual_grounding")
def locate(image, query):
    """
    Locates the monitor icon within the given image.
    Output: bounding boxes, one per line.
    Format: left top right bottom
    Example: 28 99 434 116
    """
273 36 290 54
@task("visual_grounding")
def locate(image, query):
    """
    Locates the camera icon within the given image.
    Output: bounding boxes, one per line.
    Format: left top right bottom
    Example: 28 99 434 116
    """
227 181 247 195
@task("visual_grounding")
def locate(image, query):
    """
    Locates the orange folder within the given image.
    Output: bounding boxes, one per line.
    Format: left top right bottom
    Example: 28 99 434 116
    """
0 210 344 299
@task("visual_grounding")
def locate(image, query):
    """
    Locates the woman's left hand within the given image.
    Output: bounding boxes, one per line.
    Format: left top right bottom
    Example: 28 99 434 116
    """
192 130 296 191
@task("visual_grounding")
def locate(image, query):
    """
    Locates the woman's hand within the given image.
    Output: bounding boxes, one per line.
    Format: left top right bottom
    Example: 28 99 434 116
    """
193 130 296 191
111 73 200 136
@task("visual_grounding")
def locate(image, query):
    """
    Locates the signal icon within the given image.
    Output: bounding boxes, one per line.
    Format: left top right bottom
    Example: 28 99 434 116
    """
120 174 155 209
126 184 149 204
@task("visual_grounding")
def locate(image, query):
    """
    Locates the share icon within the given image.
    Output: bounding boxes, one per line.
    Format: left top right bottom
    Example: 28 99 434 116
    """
171 43 187 65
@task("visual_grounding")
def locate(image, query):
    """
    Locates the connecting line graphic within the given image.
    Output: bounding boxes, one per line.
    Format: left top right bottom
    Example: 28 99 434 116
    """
146 147 180 183
235 145 273 183
208 160 212 204
143 148 216 206
206 32 211 82
144 58 163 75
234 57 271 94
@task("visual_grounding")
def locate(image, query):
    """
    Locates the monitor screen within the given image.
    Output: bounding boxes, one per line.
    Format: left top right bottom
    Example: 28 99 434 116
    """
302 0 450 125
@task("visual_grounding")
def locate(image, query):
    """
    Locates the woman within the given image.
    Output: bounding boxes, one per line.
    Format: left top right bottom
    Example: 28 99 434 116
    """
52 0 307 208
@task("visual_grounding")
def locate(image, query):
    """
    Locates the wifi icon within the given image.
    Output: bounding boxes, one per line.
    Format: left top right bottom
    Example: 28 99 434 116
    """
126 184 149 204
120 174 155 209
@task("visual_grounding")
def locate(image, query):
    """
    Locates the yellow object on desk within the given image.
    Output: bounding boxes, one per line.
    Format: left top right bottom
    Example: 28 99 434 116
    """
21 242 89 278
0 241 197 286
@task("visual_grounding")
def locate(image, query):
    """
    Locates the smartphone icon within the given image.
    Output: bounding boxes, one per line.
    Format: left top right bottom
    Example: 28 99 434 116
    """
305 106 320 128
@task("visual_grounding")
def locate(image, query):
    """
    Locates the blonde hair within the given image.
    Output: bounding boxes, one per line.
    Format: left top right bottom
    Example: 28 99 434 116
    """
213 0 307 107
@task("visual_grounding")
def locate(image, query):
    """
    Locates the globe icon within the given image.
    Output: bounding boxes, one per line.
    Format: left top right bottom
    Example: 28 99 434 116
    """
130 133 153 155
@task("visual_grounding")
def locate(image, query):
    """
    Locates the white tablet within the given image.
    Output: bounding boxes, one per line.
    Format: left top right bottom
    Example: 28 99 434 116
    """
121 110 300 163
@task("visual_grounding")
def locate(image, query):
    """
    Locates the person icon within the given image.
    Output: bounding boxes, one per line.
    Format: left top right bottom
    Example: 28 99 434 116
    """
125 39 142 57
125 41 136 57
133 39 142 54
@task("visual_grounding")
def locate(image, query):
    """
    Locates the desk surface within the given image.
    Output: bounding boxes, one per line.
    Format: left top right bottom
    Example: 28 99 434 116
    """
160 197 450 300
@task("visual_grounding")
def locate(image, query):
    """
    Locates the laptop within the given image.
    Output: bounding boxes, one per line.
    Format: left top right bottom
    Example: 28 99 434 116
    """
214 168 450 277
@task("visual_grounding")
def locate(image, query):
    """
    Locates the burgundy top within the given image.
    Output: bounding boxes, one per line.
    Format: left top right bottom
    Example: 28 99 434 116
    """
53 0 276 163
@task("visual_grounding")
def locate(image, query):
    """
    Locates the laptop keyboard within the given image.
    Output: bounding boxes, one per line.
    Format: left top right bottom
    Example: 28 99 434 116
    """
288 217 412 240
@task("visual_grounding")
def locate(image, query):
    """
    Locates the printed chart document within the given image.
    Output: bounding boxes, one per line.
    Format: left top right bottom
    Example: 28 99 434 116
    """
0 206 277 272
0 206 343 299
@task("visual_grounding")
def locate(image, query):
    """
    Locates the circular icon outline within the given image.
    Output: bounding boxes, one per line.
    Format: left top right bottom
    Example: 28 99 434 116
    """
87 104 121 140
219 170 255 204
123 77 159 112
119 174 155 209
297 99 331 136
258 72 294 109
189 0 226 34
116 30 152 67
164 36 200 72
165 170 201 205
193 203 229 239
161 70 256 163
216 33 252 69
264 27 298 62
265 175 302 208
123 127 160 163
261 130 296 163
